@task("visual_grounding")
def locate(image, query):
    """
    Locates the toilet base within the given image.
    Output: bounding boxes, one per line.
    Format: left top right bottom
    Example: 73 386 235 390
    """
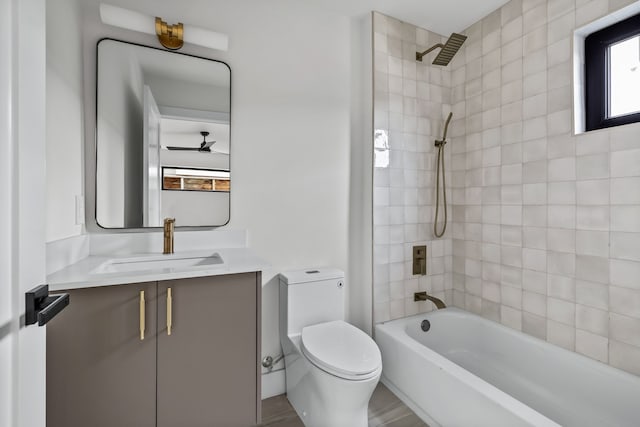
283 335 381 427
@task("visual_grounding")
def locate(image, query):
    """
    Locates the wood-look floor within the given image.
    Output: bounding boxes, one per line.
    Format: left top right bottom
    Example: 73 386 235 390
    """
260 383 428 427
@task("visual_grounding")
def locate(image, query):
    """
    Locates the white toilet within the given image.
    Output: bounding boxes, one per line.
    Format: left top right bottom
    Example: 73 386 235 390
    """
279 268 381 427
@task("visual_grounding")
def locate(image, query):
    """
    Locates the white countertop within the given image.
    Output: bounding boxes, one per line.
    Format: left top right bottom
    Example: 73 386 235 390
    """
47 248 269 292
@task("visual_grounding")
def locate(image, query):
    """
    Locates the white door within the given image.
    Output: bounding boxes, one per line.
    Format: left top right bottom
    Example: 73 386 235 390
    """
143 85 162 227
0 0 47 426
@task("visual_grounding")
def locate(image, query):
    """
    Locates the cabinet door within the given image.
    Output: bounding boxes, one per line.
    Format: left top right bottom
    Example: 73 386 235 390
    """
47 282 157 427
157 273 260 427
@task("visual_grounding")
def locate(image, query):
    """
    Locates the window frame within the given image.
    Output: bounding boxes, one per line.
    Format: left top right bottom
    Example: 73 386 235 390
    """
161 166 230 193
585 12 640 131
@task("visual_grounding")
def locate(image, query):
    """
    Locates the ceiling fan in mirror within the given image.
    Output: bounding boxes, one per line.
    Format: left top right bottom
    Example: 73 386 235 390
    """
166 131 226 154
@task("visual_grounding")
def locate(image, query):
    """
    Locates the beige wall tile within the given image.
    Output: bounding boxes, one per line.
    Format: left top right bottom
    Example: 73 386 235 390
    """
547 319 575 350
523 311 547 339
373 1 640 376
609 340 640 376
576 304 609 336
575 329 608 362
610 313 640 347
610 287 640 319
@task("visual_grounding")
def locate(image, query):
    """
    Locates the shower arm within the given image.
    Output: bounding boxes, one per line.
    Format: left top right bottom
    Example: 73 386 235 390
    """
416 43 444 61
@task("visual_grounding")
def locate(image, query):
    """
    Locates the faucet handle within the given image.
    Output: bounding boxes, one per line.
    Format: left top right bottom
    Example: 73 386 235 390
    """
163 218 175 254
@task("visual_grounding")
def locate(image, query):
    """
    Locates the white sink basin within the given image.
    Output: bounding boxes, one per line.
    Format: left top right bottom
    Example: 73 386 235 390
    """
91 252 224 275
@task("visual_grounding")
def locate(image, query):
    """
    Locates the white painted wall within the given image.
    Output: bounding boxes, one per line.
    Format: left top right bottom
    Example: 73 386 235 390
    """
145 75 230 113
160 150 229 169
161 190 230 225
203 1 355 366
46 0 84 242
44 0 373 384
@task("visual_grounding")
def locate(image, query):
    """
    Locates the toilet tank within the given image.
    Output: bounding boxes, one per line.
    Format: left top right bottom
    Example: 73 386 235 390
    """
280 268 345 336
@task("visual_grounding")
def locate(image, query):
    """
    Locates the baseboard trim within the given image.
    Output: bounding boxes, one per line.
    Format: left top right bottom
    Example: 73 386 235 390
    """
262 369 286 400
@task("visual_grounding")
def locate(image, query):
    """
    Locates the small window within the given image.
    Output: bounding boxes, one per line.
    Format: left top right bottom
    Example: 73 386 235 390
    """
162 167 230 192
585 13 640 131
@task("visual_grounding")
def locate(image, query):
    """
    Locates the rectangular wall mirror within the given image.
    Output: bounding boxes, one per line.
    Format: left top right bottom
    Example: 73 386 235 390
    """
96 38 231 228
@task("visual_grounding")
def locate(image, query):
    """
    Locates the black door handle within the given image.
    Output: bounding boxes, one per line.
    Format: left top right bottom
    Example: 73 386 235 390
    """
25 284 70 326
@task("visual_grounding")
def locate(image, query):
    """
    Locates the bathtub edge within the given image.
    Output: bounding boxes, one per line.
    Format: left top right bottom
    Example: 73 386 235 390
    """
379 375 442 427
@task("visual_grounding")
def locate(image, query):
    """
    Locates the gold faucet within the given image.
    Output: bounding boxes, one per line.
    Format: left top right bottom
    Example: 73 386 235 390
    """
414 292 447 309
163 218 175 254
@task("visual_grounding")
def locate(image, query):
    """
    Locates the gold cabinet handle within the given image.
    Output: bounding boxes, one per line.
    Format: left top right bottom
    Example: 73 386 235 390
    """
140 290 145 340
167 288 172 336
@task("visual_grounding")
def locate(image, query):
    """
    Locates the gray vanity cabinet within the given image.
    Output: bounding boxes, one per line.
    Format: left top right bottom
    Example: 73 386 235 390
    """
47 281 158 427
156 274 261 427
47 273 261 427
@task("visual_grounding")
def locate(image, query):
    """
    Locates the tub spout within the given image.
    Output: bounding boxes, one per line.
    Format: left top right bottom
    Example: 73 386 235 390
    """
414 292 447 309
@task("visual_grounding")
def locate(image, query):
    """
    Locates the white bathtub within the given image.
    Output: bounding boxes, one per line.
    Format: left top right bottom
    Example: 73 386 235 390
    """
375 308 640 427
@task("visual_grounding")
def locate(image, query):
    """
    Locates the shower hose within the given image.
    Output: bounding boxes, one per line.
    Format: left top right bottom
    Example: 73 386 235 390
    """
434 141 447 238
434 112 452 238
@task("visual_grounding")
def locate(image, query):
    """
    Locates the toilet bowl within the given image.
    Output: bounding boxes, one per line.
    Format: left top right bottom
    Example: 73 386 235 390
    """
279 269 382 427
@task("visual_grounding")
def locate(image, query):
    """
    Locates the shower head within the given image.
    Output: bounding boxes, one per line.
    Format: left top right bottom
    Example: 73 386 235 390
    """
416 33 467 66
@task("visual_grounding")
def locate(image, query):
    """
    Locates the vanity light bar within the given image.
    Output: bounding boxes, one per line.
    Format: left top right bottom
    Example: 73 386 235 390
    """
99 3 229 52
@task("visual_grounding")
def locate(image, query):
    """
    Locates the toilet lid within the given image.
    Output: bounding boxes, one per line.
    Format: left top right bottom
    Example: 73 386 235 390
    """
301 320 381 380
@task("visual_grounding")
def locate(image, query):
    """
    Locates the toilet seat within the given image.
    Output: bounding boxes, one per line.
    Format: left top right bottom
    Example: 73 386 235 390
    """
301 320 382 381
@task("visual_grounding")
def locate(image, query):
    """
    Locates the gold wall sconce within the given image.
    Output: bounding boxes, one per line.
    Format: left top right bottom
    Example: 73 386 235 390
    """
155 17 183 50
100 3 228 52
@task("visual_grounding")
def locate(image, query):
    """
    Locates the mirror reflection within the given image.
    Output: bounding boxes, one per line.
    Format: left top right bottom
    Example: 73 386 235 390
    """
96 39 231 228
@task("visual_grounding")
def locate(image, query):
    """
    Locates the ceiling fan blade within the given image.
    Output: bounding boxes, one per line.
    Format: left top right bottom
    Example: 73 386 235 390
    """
200 140 216 149
166 146 200 151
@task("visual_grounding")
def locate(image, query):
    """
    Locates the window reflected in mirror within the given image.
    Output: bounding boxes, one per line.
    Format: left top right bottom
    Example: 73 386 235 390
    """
162 168 230 192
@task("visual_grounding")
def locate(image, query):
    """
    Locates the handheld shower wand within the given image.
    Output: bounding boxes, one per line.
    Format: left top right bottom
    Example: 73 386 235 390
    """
434 112 453 238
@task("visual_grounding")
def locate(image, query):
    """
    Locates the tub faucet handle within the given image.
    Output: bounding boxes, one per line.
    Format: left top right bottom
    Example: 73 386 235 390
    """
413 245 427 276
